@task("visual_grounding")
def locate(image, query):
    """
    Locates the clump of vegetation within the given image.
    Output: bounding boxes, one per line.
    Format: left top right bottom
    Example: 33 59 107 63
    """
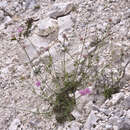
52 72 81 123
53 89 76 123
9 18 130 125
103 86 119 99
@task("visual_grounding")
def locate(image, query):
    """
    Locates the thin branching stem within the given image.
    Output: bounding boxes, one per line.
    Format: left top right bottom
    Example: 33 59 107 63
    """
113 60 130 87
0 105 51 116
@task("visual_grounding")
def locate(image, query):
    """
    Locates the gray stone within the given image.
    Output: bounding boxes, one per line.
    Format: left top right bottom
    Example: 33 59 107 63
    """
0 10 4 22
125 96 130 109
105 124 113 130
118 118 130 130
111 92 124 105
9 119 22 130
92 105 100 112
4 16 12 25
29 34 49 48
58 15 74 42
25 0 37 10
100 109 111 116
125 64 130 81
57 126 64 130
37 17 58 37
84 111 98 129
67 122 82 130
114 109 124 117
113 126 118 130
48 2 74 19
23 40 38 61
109 116 119 125
0 1 7 8
127 110 130 119
71 110 82 119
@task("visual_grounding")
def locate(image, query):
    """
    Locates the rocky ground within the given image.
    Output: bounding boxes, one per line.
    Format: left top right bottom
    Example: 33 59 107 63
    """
0 0 130 130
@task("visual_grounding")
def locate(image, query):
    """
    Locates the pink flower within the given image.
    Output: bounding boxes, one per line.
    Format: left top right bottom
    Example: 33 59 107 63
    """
36 81 41 87
17 27 23 33
79 88 91 96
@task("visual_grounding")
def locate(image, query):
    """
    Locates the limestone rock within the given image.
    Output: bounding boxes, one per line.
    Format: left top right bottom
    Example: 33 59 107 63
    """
0 1 7 8
25 0 37 10
58 15 74 42
105 124 113 130
127 110 130 119
64 122 82 130
109 116 119 125
71 110 82 119
113 126 118 130
118 118 130 130
68 122 82 130
37 17 58 37
84 110 98 129
111 92 124 105
125 63 130 80
29 34 49 48
0 10 4 22
57 126 64 130
125 96 130 109
48 2 74 19
24 40 38 61
9 119 22 130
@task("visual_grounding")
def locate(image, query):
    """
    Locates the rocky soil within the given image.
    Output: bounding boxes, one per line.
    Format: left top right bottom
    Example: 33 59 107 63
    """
0 0 130 130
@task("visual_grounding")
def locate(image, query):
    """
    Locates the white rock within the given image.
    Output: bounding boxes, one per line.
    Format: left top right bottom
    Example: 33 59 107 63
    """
25 0 36 10
0 10 4 22
88 47 96 55
83 101 94 114
65 60 75 73
0 23 5 30
109 116 119 125
71 110 82 119
29 34 49 48
58 15 74 42
1 67 9 74
57 126 64 130
66 121 82 130
24 40 38 61
76 94 90 111
4 16 12 24
125 96 130 109
111 92 124 105
0 16 12 30
38 17 58 37
113 126 118 130
118 118 130 130
68 124 81 130
75 91 81 99
125 64 130 80
17 65 25 72
105 124 113 130
85 42 91 49
127 110 130 119
0 1 7 8
84 110 98 129
9 119 21 130
48 2 74 19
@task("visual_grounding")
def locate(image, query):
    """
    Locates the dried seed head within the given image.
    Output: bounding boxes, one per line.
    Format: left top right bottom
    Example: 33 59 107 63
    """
44 47 50 51
62 33 68 40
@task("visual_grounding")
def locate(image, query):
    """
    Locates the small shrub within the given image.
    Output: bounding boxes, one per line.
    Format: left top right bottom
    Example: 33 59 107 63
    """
10 22 130 124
